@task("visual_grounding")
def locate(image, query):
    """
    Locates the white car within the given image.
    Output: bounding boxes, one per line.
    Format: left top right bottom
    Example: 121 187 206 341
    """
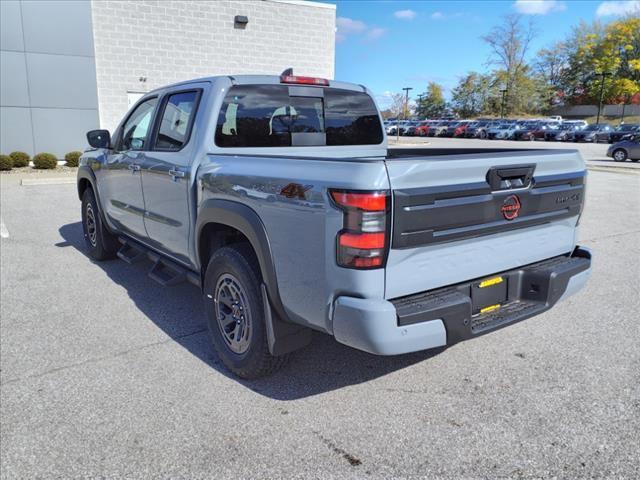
487 123 519 140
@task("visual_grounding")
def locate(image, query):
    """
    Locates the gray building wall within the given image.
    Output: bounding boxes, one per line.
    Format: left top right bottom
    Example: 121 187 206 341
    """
91 0 336 132
0 0 100 157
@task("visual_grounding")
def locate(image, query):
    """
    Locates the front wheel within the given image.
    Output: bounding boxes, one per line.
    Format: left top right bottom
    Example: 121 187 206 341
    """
612 149 628 162
203 244 290 379
81 188 118 260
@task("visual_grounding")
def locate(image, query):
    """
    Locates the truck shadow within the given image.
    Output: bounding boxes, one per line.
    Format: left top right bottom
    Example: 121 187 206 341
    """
58 222 443 401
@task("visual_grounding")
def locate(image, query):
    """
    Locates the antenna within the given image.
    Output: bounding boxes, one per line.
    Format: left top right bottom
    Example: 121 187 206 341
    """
280 68 293 76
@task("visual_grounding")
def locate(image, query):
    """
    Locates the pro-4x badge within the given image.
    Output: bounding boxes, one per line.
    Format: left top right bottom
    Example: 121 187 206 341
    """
501 195 521 220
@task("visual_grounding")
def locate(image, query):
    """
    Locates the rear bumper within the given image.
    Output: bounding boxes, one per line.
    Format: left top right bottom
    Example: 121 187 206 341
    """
332 247 591 355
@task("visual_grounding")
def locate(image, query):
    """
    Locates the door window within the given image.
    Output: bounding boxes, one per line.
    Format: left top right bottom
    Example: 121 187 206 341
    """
154 91 199 151
120 98 157 151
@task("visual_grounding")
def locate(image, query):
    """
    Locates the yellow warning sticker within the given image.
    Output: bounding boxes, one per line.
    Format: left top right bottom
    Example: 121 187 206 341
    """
479 276 504 288
480 304 501 314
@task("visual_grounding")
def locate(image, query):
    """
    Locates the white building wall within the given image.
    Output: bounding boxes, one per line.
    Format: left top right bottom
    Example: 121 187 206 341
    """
91 0 336 131
0 0 100 157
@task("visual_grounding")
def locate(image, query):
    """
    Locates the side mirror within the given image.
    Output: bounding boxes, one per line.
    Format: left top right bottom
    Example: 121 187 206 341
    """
87 129 111 149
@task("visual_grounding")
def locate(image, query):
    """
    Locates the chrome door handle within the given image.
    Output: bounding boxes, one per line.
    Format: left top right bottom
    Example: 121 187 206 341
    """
128 163 141 173
169 169 185 181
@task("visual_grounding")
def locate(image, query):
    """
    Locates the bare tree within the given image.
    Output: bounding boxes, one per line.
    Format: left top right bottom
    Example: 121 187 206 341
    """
482 14 537 113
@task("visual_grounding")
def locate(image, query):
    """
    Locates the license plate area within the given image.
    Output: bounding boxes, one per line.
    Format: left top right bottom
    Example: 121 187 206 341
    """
471 276 508 315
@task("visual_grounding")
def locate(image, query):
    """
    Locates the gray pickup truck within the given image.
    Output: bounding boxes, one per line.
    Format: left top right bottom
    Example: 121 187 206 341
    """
78 73 592 378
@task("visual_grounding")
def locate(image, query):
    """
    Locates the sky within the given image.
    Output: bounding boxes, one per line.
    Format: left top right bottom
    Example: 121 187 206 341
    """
326 0 640 108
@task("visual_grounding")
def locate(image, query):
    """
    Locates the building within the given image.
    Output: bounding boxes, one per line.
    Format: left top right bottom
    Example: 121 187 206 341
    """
0 0 336 157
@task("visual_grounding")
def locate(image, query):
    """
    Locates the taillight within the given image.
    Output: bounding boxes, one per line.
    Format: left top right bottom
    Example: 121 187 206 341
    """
329 189 390 269
280 75 329 86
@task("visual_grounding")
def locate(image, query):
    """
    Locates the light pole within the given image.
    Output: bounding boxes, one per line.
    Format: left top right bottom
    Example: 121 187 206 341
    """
500 87 508 119
397 87 412 142
595 71 612 125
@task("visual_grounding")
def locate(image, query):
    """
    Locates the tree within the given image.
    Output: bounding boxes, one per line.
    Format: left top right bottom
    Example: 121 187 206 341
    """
387 93 411 119
534 41 570 108
451 72 491 117
482 14 537 115
415 82 446 118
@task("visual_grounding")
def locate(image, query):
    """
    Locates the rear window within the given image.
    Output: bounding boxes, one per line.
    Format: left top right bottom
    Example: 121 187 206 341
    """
215 84 383 148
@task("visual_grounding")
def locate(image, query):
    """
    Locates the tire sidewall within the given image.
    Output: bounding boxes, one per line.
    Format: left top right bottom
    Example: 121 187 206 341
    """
82 189 111 259
612 149 627 162
203 246 269 376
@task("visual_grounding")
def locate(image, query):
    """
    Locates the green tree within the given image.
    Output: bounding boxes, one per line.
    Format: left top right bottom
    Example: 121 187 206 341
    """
415 82 446 118
451 72 491 117
482 14 537 115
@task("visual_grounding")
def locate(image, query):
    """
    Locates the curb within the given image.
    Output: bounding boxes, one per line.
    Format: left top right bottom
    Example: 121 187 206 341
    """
21 177 76 186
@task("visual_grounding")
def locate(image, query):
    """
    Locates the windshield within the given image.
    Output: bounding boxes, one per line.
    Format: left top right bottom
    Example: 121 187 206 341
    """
616 124 637 131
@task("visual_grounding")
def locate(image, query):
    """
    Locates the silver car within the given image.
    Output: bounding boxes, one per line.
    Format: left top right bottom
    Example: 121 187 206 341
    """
607 135 640 162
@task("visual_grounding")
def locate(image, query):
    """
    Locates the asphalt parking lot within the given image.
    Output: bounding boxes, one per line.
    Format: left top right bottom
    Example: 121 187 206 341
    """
1 163 639 478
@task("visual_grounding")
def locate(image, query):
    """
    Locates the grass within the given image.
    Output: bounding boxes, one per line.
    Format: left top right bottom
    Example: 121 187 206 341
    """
581 115 639 126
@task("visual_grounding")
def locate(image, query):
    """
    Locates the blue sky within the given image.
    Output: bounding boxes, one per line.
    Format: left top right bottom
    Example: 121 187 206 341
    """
327 0 639 107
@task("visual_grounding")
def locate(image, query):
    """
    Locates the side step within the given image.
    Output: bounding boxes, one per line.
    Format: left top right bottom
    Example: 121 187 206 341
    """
117 242 146 264
116 237 200 288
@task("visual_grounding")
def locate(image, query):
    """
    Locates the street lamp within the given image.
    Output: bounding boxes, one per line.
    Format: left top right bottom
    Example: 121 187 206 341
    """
500 86 508 119
595 71 612 125
397 87 413 142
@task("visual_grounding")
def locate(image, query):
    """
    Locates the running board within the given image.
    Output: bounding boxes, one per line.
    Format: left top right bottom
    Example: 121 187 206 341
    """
117 242 146 264
116 236 201 288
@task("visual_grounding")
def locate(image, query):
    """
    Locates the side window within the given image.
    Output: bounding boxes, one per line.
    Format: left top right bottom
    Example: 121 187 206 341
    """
154 91 199 151
120 97 157 151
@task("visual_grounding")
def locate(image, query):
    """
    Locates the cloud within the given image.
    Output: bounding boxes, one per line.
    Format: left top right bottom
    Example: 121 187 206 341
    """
336 16 386 43
366 27 387 41
430 11 445 20
513 0 567 15
595 0 640 16
394 9 416 20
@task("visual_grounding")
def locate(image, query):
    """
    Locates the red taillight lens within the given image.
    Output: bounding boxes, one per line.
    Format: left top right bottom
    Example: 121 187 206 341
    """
330 189 390 269
280 75 330 86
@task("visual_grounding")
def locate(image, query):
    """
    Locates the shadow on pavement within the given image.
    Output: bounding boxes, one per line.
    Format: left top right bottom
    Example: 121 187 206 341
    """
58 222 442 400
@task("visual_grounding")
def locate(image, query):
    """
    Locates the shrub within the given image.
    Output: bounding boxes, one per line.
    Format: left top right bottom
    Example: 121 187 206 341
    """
64 151 82 167
9 151 30 168
32 153 58 169
0 155 13 171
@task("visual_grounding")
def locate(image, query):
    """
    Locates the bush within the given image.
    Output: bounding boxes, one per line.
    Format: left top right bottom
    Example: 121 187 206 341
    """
0 155 13 171
32 153 58 169
64 151 82 167
9 151 30 168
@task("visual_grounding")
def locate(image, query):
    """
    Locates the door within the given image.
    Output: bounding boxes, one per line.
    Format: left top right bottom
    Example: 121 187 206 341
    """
101 97 158 239
139 89 201 264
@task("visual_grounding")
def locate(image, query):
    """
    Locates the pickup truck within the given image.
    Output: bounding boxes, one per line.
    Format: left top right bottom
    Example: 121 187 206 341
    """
78 72 592 379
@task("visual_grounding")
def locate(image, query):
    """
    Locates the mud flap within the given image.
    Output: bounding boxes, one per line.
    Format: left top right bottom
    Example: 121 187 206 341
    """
261 284 312 356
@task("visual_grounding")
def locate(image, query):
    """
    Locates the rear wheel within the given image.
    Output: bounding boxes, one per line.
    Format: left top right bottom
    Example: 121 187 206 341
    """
203 244 290 379
612 149 628 162
81 188 118 260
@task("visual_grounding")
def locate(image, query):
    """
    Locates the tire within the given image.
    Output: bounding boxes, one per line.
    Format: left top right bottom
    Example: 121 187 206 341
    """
81 188 118 260
203 244 289 379
612 149 628 162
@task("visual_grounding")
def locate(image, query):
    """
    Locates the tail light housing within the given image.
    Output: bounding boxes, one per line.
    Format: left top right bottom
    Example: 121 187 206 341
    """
329 189 390 269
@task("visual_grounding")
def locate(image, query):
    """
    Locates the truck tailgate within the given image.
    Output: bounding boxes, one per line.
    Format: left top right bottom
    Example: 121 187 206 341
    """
384 149 585 299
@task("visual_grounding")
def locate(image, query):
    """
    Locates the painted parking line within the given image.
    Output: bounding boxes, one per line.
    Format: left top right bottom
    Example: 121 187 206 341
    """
20 177 76 186
0 217 9 238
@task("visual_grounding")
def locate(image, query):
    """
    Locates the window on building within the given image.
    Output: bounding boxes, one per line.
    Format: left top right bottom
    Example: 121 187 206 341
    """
119 97 157 151
155 91 199 151
215 85 382 147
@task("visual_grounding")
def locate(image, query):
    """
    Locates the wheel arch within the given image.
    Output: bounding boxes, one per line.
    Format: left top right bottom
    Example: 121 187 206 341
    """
195 199 289 324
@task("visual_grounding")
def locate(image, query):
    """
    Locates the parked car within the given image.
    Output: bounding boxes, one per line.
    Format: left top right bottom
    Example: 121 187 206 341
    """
607 135 640 162
452 121 473 138
77 72 591 378
574 123 611 142
608 124 640 143
465 121 493 139
415 121 431 137
513 122 550 141
428 120 451 137
544 123 579 142
487 122 519 140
